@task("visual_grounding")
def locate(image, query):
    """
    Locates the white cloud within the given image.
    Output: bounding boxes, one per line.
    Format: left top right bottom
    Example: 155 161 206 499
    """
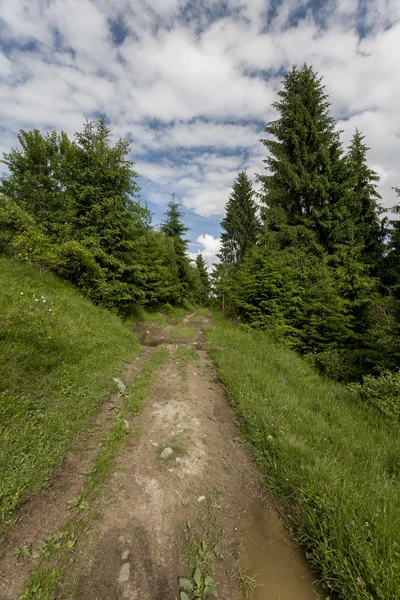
188 234 221 270
0 0 399 231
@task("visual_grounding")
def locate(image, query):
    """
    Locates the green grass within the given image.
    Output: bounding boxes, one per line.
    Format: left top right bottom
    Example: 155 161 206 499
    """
175 347 199 379
170 324 197 339
0 259 139 533
19 345 169 600
127 346 169 414
129 303 192 326
206 313 400 600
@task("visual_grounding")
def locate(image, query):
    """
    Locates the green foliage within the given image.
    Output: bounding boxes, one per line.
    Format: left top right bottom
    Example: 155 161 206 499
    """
179 570 218 599
346 128 384 268
207 314 400 600
259 64 348 251
0 119 197 312
226 241 353 354
160 197 199 302
214 65 388 379
349 370 400 421
383 188 400 302
219 171 260 265
195 254 211 305
0 259 138 531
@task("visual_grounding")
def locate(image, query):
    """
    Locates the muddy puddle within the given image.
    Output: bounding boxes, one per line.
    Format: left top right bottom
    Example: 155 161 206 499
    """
240 502 323 600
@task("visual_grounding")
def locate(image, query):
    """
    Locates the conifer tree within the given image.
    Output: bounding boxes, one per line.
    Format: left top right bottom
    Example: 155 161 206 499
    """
259 64 349 252
160 196 192 300
1 129 75 239
195 253 211 304
219 171 260 264
346 129 384 267
383 188 400 298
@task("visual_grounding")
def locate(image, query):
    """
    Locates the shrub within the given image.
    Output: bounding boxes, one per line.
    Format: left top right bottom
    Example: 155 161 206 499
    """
349 370 400 420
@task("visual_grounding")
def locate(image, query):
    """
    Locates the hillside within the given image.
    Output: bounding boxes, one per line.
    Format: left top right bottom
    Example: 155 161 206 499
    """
0 259 139 532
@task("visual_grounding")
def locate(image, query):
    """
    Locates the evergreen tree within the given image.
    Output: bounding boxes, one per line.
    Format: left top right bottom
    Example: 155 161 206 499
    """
219 171 260 264
0 118 160 311
346 129 384 267
160 196 188 239
62 117 148 308
195 254 211 304
384 188 400 298
160 197 192 300
259 64 349 252
1 129 75 239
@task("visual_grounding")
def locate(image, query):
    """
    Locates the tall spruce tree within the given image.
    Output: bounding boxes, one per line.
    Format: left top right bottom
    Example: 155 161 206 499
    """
259 64 349 252
384 188 400 298
160 197 192 300
346 129 383 267
195 254 211 304
219 171 260 264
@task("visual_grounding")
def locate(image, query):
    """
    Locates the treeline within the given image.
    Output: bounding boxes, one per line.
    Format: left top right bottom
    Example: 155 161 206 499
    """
215 65 400 383
0 118 210 312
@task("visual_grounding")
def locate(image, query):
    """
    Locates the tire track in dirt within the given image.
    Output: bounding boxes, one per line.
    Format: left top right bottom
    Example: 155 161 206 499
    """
0 348 153 600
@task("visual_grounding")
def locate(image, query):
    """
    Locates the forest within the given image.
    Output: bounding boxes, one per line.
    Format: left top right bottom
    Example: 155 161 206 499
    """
1 64 400 406
1 64 400 600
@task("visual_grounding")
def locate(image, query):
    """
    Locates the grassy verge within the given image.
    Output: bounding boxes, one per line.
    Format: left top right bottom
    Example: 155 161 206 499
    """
206 313 400 600
129 303 193 326
18 346 169 600
175 347 199 380
0 259 139 533
127 346 169 414
170 324 198 339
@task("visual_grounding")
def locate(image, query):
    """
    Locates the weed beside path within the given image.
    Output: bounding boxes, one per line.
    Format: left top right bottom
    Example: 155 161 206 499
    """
206 313 400 600
0 260 139 534
16 346 169 600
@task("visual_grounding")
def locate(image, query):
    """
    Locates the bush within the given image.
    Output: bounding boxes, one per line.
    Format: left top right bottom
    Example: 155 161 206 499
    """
162 302 174 314
181 298 195 312
349 370 400 421
127 304 148 321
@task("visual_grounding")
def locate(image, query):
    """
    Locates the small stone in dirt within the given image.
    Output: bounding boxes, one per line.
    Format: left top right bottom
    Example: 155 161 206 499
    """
118 562 130 583
113 378 127 393
121 550 130 561
152 442 158 447
197 496 206 502
124 419 129 430
160 447 173 459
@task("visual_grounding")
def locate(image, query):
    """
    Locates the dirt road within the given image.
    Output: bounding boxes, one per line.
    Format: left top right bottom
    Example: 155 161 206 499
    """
0 312 321 600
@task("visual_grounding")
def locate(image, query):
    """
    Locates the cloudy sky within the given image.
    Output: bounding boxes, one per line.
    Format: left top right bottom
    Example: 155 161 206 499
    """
0 0 399 266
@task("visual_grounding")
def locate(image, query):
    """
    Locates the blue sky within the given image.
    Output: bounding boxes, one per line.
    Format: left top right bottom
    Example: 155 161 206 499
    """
0 0 399 266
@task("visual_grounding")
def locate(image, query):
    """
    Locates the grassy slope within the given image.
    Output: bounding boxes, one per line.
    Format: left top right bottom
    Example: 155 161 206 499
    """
0 259 139 531
207 313 400 600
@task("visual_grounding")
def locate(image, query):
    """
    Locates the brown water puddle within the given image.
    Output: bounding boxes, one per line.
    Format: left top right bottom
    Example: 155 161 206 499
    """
239 502 323 600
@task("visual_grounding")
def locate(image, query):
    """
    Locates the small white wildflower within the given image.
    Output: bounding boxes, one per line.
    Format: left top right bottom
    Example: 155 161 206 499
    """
20 292 24 295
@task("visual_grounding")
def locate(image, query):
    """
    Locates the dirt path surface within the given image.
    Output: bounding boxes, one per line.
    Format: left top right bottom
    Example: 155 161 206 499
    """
0 312 322 600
